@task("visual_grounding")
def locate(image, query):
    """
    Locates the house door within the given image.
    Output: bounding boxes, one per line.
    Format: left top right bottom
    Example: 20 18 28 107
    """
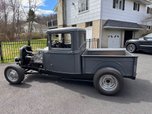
124 31 133 46
86 27 92 48
108 30 121 48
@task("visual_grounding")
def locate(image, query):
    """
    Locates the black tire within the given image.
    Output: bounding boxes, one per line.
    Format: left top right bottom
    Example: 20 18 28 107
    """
93 68 124 96
126 43 136 53
4 65 25 84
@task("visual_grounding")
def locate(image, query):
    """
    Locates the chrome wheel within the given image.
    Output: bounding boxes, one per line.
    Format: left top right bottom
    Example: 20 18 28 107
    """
99 74 118 92
4 65 25 84
127 44 136 53
6 69 19 83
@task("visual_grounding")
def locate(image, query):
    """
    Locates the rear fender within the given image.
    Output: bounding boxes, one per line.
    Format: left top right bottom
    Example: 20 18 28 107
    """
93 61 126 77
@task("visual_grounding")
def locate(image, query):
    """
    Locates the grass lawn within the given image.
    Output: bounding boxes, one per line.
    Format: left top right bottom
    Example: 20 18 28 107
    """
1 39 47 63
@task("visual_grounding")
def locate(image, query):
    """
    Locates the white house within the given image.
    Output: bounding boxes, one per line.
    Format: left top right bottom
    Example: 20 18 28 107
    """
57 0 152 48
22 22 47 34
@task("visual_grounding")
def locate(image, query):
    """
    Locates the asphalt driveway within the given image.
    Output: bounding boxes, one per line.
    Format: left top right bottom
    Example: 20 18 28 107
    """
0 53 152 114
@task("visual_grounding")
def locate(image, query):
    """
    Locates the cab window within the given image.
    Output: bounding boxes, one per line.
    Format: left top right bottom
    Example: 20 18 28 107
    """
79 32 86 47
51 33 72 49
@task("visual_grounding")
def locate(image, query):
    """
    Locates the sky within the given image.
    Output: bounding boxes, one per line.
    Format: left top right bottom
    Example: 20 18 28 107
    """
38 0 58 15
39 0 57 11
21 0 57 16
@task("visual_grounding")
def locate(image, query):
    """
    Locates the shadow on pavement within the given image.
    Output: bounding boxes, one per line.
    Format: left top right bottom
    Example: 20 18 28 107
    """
24 74 152 104
135 51 152 55
10 83 32 89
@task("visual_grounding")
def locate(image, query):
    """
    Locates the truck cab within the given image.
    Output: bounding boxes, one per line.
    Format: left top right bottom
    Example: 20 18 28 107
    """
45 28 86 74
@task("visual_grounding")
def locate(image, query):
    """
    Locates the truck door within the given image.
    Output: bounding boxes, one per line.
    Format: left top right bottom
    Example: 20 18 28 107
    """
44 33 76 74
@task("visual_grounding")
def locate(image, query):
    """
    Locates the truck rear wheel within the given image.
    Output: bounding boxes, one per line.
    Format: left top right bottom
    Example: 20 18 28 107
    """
4 65 25 84
93 68 123 96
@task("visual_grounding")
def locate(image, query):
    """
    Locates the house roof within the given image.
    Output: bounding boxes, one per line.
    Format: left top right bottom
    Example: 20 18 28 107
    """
132 0 152 5
103 20 143 30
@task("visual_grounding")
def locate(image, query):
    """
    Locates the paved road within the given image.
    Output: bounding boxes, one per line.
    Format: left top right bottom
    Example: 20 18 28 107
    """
0 53 152 114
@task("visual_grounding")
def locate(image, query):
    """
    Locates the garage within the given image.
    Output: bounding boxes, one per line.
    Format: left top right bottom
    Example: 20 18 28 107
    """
107 30 121 48
103 20 142 48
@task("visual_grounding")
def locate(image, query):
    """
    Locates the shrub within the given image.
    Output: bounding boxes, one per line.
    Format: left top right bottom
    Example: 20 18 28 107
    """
0 33 6 41
19 32 46 40
0 32 47 41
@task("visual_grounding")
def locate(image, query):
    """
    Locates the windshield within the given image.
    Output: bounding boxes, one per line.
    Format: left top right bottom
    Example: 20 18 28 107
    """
145 33 152 38
144 37 152 41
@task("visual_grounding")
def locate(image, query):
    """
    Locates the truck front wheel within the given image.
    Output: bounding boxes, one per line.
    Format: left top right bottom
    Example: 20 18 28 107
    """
4 65 25 84
93 68 123 96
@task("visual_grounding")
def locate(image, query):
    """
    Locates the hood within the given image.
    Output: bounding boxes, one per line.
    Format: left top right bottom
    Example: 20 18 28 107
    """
128 37 144 42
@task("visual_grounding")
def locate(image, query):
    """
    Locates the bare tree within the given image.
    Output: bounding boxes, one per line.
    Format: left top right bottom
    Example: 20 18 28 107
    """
9 0 22 38
0 0 10 40
0 0 54 41
26 0 41 40
0 0 22 40
9 0 17 38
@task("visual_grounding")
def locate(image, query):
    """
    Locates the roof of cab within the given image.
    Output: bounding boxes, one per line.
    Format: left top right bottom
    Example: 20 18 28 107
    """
47 27 86 34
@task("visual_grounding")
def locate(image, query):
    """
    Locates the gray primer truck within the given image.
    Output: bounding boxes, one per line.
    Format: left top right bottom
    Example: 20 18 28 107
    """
4 27 138 96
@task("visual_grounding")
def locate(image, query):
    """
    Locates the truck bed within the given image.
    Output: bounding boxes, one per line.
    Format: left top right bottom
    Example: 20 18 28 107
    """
82 48 138 79
82 48 132 56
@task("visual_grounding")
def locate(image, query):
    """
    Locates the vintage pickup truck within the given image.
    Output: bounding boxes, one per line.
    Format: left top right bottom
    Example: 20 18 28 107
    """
4 27 138 95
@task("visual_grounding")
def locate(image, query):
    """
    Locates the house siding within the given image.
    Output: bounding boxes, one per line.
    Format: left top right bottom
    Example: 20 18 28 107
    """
65 0 150 25
102 0 151 24
65 0 101 25
77 23 86 28
92 19 101 38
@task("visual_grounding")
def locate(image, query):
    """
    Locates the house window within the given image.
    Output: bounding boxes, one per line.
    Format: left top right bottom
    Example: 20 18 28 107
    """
147 7 152 14
72 24 77 27
85 21 92 27
147 26 151 30
78 0 89 13
79 32 86 47
133 2 140 11
147 7 150 14
113 0 125 10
